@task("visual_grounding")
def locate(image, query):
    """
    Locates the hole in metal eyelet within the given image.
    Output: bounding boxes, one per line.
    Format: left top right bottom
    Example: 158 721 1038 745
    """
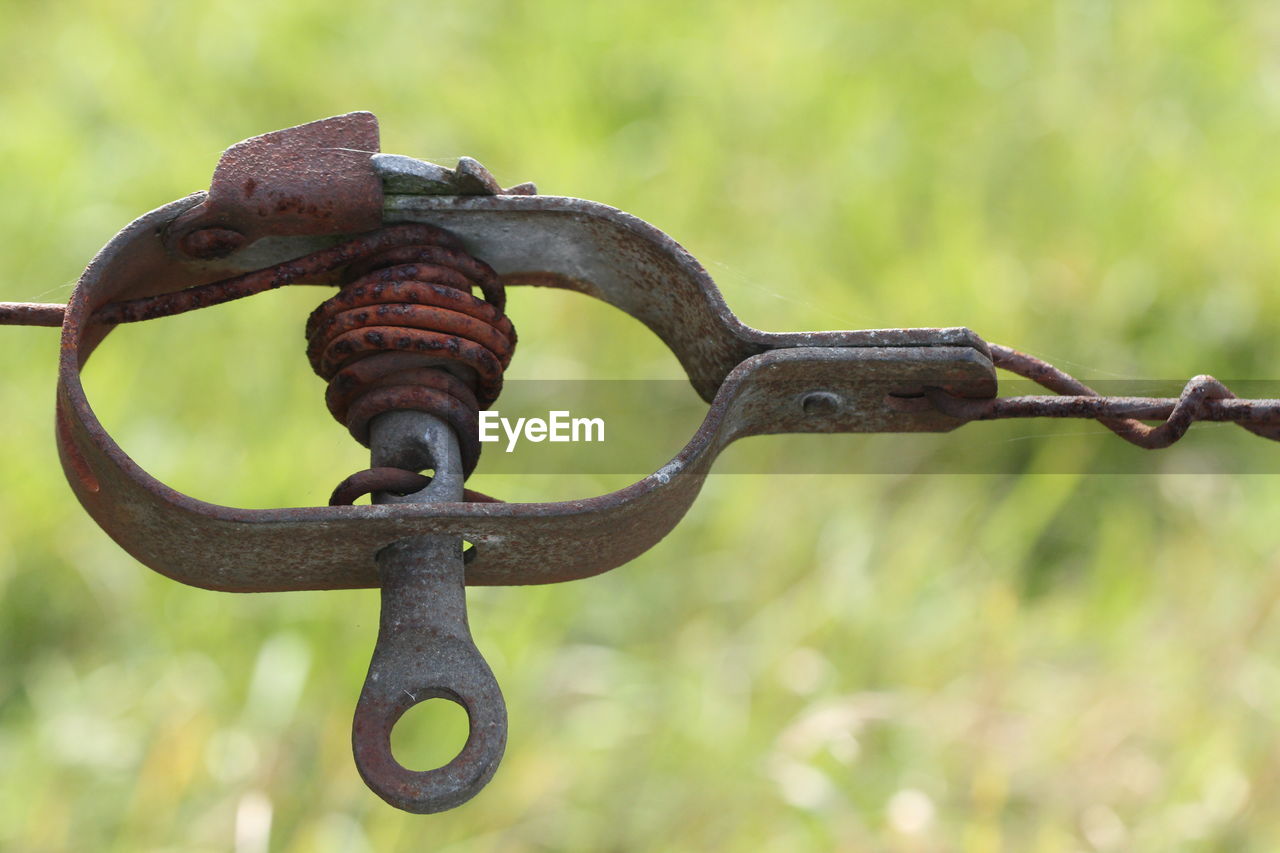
391 695 471 772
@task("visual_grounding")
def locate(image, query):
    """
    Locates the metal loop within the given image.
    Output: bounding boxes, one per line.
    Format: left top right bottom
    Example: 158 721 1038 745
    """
352 535 507 813
329 467 432 506
328 468 501 506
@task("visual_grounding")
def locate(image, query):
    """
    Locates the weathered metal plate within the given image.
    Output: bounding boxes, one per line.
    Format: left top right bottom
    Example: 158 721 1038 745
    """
167 112 384 256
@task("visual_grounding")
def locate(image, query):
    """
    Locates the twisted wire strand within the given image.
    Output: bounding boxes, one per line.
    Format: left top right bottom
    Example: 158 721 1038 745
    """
10 239 1280 454
0 225 482 328
925 343 1280 448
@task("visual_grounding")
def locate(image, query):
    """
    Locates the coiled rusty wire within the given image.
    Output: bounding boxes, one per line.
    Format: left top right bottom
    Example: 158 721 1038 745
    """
305 224 515 488
922 343 1280 447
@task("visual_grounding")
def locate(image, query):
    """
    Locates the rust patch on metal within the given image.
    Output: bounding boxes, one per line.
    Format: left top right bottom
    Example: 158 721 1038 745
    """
177 227 246 260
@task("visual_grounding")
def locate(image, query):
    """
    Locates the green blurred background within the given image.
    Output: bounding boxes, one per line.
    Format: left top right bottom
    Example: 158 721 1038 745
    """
4 1 1280 850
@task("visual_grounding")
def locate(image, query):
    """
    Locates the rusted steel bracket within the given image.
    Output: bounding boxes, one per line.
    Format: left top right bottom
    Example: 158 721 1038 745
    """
11 112 1274 814
53 115 995 596
27 113 992 812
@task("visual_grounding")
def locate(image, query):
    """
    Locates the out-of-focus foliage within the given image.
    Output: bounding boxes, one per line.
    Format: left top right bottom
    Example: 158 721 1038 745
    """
3 1 1280 850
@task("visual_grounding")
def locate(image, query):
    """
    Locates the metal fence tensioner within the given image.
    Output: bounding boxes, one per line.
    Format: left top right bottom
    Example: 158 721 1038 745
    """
3 113 1279 813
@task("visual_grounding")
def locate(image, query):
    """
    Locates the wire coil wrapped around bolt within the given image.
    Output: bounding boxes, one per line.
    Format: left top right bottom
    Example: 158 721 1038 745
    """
305 223 516 481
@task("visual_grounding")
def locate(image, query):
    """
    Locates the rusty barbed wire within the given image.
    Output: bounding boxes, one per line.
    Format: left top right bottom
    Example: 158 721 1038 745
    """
922 343 1280 447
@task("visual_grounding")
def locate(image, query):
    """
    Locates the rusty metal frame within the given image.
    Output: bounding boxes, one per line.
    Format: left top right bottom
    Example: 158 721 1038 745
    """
7 111 1274 813
53 115 996 594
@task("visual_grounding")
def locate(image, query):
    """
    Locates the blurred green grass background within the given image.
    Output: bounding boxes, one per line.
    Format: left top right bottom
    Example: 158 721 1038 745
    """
4 1 1280 850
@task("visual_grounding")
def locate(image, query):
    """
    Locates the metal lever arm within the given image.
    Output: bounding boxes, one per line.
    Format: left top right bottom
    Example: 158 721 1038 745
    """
352 411 506 812
354 535 506 812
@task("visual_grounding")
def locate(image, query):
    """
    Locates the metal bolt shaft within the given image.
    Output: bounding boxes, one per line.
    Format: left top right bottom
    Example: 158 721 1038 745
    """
350 411 506 813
